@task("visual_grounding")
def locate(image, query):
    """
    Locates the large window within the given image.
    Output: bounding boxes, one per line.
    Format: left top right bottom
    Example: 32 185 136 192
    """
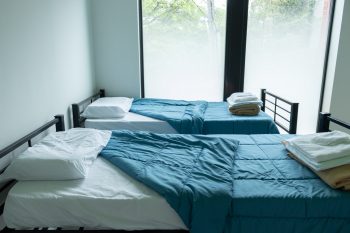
244 0 333 133
141 0 227 101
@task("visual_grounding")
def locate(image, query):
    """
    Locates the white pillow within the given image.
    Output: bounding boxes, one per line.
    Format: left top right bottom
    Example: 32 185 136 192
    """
81 97 134 119
0 128 111 181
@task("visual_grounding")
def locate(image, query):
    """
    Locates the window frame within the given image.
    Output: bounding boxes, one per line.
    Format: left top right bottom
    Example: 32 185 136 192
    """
138 0 337 113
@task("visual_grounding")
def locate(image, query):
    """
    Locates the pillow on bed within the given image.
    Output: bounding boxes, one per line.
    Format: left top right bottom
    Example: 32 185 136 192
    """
0 128 111 181
81 97 134 119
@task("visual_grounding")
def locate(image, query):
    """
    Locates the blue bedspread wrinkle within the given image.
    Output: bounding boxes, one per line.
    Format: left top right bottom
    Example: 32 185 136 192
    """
100 130 239 233
130 98 208 134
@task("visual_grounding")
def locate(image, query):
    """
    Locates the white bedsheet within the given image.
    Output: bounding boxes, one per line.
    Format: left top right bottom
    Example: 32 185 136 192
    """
85 112 178 133
3 157 186 230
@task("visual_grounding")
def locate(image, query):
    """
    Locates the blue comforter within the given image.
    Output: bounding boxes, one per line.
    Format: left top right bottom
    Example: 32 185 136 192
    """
101 132 350 233
204 102 279 134
100 130 239 233
130 98 208 134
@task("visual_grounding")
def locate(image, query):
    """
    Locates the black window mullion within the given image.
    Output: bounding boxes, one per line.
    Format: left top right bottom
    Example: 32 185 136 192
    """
138 0 145 98
223 0 249 100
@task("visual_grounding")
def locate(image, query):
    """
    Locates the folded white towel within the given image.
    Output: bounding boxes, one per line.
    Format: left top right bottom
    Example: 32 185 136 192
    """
284 140 350 171
285 131 350 163
227 92 262 107
234 96 259 103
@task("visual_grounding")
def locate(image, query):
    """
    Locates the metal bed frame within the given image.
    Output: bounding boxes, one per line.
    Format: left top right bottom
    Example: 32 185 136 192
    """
73 89 299 134
317 112 350 132
0 115 65 231
2 113 349 231
72 89 105 128
260 89 299 134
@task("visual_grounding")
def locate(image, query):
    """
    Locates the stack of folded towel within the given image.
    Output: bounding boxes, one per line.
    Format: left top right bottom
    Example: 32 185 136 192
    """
226 92 263 116
283 130 350 190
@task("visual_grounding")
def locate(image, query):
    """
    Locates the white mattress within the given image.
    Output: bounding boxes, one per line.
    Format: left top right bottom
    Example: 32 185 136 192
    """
85 112 178 133
3 157 186 230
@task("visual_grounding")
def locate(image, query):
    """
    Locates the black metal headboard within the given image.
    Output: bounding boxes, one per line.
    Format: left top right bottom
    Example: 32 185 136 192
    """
0 115 65 160
261 89 299 134
0 115 65 215
72 89 105 128
317 112 350 133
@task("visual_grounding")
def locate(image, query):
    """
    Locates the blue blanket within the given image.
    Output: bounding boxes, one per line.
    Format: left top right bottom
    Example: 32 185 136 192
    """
101 133 350 233
100 130 239 233
204 102 279 134
130 98 208 134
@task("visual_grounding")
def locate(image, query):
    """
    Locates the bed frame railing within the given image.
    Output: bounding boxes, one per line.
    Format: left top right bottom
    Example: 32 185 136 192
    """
72 89 105 128
0 115 65 220
317 112 350 133
0 115 65 160
261 89 299 134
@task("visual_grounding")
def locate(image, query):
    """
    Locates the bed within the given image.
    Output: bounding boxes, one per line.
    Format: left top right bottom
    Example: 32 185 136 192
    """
1 113 350 232
72 89 299 134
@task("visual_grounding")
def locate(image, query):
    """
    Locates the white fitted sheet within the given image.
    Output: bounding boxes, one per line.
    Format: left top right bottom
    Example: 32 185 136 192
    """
85 112 178 133
3 157 186 230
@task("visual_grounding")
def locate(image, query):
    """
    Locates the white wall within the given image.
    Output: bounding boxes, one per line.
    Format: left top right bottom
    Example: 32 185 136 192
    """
325 0 350 130
0 0 96 149
89 0 141 98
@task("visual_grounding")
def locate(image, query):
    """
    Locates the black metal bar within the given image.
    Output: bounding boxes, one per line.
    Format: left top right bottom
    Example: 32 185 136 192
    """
265 91 294 105
274 111 290 123
265 105 291 123
289 103 299 134
72 103 80 128
317 113 350 132
265 98 275 105
317 112 331 132
72 90 105 128
100 89 106 98
54 115 65 132
265 99 291 113
265 106 275 113
0 117 60 159
276 104 291 114
260 89 266 111
273 97 277 122
0 203 4 215
329 117 350 130
318 0 337 114
275 121 290 133
28 140 32 147
75 91 103 107
138 0 145 98
223 0 249 99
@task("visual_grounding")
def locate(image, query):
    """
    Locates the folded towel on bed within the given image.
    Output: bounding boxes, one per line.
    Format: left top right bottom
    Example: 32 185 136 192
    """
229 104 260 116
283 140 350 170
285 131 350 163
227 92 263 107
287 151 350 190
227 92 262 116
